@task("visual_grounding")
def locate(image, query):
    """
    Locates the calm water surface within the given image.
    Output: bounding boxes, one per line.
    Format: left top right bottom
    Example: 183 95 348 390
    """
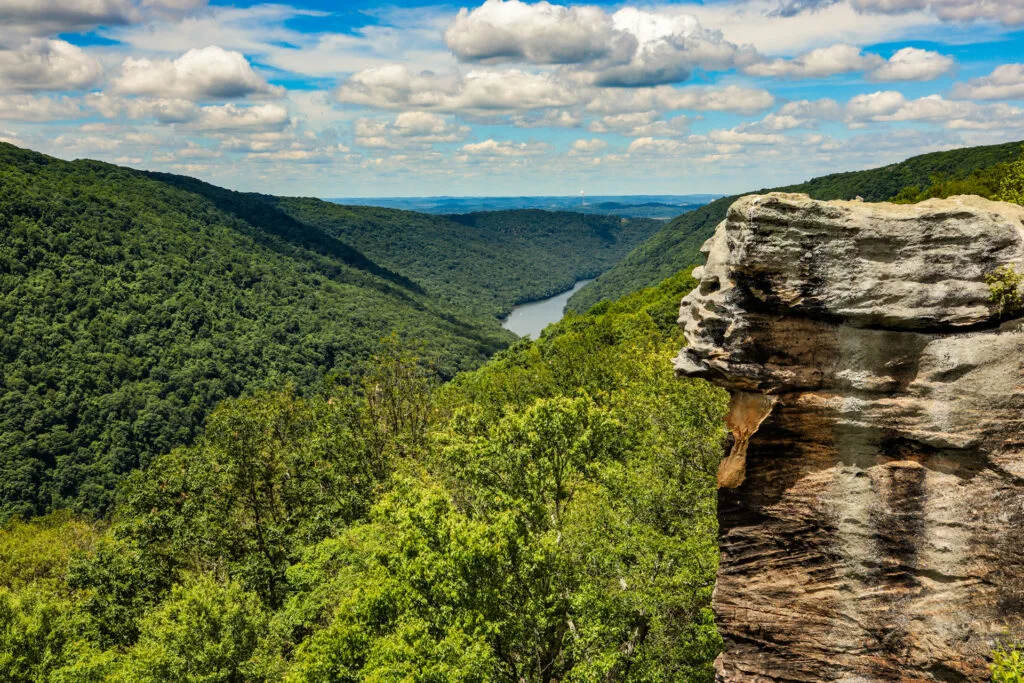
501 280 594 340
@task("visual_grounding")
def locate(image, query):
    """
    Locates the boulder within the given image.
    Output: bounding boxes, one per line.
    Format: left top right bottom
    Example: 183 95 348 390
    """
676 193 1024 681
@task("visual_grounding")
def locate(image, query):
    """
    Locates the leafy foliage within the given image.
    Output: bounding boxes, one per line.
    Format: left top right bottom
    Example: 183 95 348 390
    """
986 265 1024 319
992 644 1024 683
0 269 729 681
570 139 1024 312
996 148 1024 206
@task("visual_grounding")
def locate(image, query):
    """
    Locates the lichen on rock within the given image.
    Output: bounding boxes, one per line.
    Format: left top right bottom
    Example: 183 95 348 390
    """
676 192 1024 682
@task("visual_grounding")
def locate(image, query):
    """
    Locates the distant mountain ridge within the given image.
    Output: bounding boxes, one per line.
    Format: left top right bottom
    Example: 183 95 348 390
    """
328 194 721 219
568 139 1024 312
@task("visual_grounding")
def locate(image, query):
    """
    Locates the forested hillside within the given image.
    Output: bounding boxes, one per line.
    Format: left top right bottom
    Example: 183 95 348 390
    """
0 270 730 682
0 144 652 521
277 202 661 318
569 139 1024 312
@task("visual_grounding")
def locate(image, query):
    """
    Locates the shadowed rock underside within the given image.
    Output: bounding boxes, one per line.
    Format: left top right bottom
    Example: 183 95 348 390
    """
676 193 1024 682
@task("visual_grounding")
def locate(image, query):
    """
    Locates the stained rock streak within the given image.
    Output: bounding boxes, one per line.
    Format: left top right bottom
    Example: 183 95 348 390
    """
676 193 1024 682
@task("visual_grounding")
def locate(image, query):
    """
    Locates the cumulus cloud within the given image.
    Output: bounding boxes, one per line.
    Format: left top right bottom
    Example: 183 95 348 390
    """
459 139 549 156
586 84 775 115
569 138 607 155
0 38 103 92
511 110 581 128
87 93 199 123
354 112 469 148
113 46 282 100
868 47 954 81
845 91 1024 129
0 0 206 37
852 0 1024 25
951 64 1024 100
335 65 578 114
189 103 290 131
745 43 880 78
0 93 82 121
844 90 908 119
444 0 758 87
589 111 691 137
744 43 952 81
444 0 619 64
753 98 843 130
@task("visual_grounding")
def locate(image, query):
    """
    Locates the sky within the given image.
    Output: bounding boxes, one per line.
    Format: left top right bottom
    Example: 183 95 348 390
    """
1 0 1023 197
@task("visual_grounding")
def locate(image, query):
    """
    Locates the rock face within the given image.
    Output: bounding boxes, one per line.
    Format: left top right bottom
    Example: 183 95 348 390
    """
676 193 1024 682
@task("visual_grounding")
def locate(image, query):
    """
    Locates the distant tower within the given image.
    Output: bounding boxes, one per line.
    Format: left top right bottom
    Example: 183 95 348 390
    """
579 190 586 206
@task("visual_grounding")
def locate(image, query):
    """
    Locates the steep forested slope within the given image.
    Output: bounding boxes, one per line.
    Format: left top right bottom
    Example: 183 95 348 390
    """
569 139 1024 312
276 201 662 318
0 269 729 682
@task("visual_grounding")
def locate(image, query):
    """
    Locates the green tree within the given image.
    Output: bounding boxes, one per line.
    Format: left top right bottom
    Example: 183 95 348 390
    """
986 265 1024 318
122 575 267 683
996 148 1024 205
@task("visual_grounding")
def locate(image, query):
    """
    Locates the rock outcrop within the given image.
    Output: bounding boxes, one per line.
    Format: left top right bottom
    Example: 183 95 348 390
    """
676 193 1024 682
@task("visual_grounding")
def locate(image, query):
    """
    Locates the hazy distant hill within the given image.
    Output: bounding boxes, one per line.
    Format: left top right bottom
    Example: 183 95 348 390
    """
329 194 720 219
568 140 1024 312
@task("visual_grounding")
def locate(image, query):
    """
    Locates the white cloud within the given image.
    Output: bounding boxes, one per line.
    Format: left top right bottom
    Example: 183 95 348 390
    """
0 0 206 37
589 111 691 137
745 43 880 78
845 91 1024 129
627 126 787 161
750 98 843 130
586 84 775 115
868 47 954 81
0 39 103 92
741 41 946 81
354 112 469 148
689 0 939 56
334 65 578 114
745 43 952 81
88 93 199 123
113 46 282 100
845 90 908 119
0 94 81 121
459 139 549 156
444 0 758 87
952 64 1024 100
189 103 291 131
444 0 618 65
511 109 581 128
569 138 607 155
853 0 1024 26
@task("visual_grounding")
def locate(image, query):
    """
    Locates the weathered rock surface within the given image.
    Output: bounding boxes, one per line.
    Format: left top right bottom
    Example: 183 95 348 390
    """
676 193 1024 682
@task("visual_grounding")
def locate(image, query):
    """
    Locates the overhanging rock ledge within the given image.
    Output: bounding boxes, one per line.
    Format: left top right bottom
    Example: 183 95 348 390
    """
676 192 1024 682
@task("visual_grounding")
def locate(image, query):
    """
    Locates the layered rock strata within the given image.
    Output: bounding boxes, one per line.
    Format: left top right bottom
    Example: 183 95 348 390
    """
676 193 1024 682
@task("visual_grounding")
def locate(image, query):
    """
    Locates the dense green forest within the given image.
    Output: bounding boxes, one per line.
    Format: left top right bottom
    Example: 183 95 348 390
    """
0 144 654 521
277 201 661 318
568 139 1024 312
0 270 731 681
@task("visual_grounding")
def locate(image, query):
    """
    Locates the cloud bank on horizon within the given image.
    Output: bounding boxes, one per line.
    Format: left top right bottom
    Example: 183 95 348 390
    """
2 0 1024 196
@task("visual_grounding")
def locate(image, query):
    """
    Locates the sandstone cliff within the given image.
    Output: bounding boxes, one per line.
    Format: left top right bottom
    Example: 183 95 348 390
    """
676 193 1024 682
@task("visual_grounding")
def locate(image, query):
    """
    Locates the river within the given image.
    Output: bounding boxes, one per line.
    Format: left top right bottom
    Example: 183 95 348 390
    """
501 280 594 340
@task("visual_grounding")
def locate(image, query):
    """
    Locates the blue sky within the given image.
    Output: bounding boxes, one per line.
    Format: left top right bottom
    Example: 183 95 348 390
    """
3 0 1024 197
